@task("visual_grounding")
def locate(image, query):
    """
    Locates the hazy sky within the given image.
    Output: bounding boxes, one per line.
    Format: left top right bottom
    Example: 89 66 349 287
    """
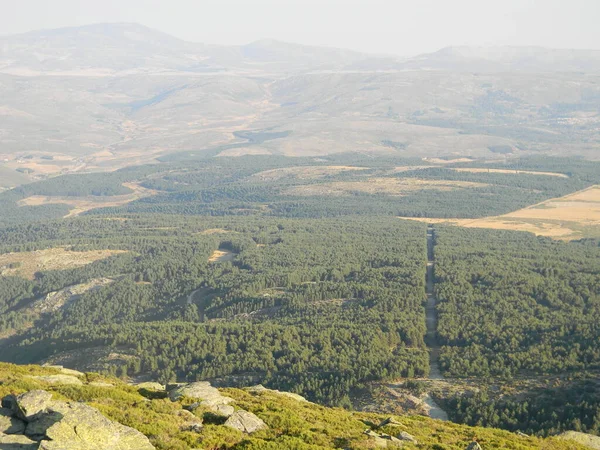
1 0 599 56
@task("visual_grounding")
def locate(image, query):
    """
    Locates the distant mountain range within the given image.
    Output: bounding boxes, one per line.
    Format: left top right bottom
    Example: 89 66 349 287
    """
0 23 598 188
3 23 600 75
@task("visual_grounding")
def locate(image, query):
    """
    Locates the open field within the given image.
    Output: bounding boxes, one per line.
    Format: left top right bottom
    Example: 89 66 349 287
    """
423 158 475 164
208 250 235 263
400 185 600 239
0 248 127 279
17 182 159 217
285 177 488 197
449 168 569 178
250 165 367 181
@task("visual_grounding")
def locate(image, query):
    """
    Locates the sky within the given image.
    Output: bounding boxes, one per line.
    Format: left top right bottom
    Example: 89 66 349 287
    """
1 0 599 56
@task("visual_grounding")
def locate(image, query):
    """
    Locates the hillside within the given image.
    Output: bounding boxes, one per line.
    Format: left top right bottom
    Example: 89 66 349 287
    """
0 362 591 449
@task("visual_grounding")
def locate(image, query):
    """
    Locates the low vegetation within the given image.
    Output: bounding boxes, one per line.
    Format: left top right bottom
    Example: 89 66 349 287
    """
0 362 590 449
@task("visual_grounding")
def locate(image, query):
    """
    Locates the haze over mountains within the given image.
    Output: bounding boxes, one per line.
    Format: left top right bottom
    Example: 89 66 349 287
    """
1 23 599 189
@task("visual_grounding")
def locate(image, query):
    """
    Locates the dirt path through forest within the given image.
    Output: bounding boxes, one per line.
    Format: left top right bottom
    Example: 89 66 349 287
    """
424 225 448 419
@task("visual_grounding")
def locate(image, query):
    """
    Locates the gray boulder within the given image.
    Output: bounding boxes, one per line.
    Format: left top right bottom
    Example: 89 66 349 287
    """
245 385 308 402
364 429 404 448
38 401 155 450
466 442 483 450
0 432 39 449
224 410 267 434
209 404 235 418
169 382 234 406
0 407 26 434
12 390 54 421
397 430 418 443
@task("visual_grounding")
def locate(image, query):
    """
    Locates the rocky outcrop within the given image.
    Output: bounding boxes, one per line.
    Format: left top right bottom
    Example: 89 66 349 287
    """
224 410 267 434
466 442 483 450
169 381 234 407
208 404 235 418
40 402 154 449
245 384 308 403
1 391 155 450
9 391 54 421
364 429 403 448
397 431 417 443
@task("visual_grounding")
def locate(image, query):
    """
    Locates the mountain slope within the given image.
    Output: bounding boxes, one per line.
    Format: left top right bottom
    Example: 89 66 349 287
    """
0 362 591 450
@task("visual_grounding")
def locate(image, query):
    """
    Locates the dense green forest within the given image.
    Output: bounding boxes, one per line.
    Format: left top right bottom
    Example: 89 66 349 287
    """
0 216 429 405
434 227 600 377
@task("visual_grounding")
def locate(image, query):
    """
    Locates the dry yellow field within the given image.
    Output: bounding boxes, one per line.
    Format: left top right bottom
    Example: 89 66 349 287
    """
251 165 367 181
0 248 127 279
286 177 487 197
423 157 474 164
208 250 235 263
17 182 158 217
449 168 569 178
400 185 600 240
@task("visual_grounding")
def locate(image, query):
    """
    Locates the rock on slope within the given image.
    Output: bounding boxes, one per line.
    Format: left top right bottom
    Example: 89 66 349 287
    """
1 390 155 449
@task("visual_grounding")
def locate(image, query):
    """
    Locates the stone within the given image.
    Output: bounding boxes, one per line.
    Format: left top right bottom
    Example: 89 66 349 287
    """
466 442 483 450
13 390 54 421
208 404 235 418
245 385 308 402
183 423 203 433
0 432 39 449
396 431 417 443
365 429 404 448
0 407 26 434
168 382 233 406
38 401 155 450
32 375 84 386
135 382 165 391
378 417 402 428
224 410 267 434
